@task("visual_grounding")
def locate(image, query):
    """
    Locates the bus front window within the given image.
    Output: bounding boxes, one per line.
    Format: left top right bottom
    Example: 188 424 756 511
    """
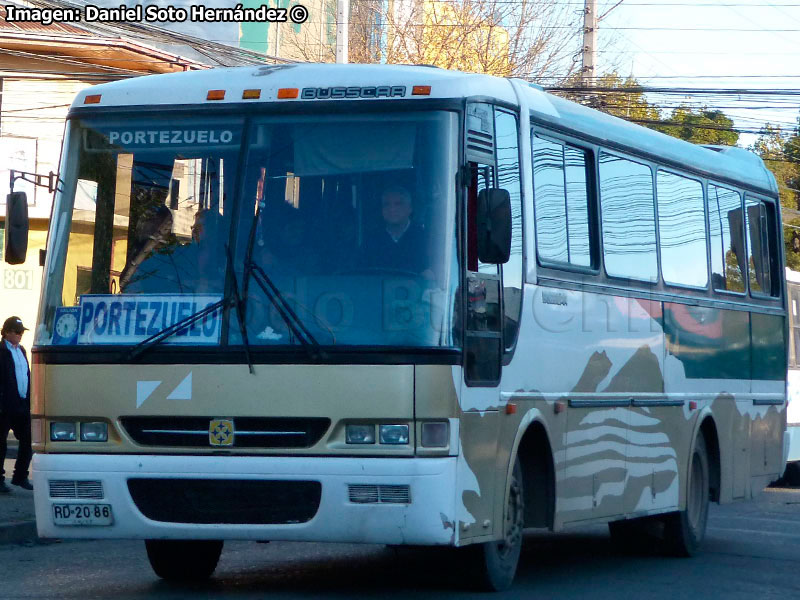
37 117 243 347
234 111 460 349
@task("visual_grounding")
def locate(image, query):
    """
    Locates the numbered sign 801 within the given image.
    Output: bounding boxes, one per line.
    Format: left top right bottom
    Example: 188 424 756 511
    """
3 269 33 290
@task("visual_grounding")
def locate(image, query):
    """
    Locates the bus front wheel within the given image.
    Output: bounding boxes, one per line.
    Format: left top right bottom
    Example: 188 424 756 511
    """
663 435 710 557
468 457 524 591
145 539 223 580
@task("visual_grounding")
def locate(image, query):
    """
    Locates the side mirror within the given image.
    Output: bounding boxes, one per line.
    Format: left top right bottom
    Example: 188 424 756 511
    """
477 188 511 264
4 191 29 264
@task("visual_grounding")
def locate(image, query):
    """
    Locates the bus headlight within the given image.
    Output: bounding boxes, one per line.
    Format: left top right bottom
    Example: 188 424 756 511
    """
379 424 409 445
346 424 375 444
50 422 76 441
80 422 108 442
421 422 449 448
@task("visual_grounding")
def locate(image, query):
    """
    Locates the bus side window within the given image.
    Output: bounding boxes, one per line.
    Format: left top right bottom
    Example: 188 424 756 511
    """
746 196 778 297
599 152 658 282
532 136 591 267
494 109 523 351
656 171 707 288
709 184 746 293
466 163 501 332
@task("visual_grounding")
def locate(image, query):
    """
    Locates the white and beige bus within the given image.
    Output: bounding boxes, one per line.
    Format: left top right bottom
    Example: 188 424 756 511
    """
10 64 787 591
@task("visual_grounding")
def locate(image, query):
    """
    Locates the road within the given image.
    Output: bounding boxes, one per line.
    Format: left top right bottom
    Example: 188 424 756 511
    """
2 485 800 599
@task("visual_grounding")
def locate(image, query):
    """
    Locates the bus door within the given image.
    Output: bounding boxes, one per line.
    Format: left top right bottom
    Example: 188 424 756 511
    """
458 102 522 539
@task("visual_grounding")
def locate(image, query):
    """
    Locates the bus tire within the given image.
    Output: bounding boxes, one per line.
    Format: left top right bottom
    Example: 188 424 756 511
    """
145 539 223 580
663 435 710 557
468 457 524 591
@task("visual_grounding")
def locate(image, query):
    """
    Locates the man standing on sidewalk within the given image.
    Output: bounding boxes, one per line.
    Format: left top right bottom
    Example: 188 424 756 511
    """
0 316 33 493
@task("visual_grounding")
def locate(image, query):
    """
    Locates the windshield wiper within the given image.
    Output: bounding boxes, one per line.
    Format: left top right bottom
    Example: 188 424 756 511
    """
241 199 325 361
247 261 324 357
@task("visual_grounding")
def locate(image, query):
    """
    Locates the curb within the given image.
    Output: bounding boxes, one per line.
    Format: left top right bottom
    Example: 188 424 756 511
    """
0 520 38 545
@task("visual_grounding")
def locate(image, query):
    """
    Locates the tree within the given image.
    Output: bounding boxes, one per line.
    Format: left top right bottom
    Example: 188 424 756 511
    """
656 106 739 146
564 72 662 123
284 0 585 81
558 74 740 146
752 121 800 270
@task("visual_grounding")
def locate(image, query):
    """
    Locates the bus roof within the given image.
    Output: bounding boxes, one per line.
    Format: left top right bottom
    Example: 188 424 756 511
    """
72 63 777 197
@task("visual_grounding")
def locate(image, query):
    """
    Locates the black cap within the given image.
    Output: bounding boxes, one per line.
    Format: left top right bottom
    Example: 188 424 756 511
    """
1 316 28 336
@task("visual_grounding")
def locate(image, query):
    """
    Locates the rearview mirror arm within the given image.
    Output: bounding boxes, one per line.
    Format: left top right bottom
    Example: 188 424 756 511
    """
10 169 61 194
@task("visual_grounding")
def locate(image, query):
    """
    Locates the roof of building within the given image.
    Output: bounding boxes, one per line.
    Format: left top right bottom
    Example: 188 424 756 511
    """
5 0 284 69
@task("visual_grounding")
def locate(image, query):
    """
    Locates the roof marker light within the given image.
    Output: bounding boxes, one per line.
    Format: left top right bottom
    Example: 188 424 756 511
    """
412 85 431 96
242 89 261 100
207 90 226 101
84 94 101 104
277 88 299 99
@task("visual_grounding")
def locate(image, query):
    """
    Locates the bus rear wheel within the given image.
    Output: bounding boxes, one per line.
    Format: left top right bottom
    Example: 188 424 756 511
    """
663 435 710 557
145 539 223 580
469 457 524 592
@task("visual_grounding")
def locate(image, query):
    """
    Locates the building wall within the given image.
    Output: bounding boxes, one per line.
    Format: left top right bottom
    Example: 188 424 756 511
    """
1 77 93 352
0 222 47 354
1 78 92 218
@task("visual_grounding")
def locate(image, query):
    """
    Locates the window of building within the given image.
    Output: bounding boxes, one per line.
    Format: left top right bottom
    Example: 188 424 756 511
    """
657 171 708 288
708 184 745 293
532 135 591 267
599 152 657 282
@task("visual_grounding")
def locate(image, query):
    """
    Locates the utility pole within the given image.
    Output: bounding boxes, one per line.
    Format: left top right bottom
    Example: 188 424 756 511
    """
336 0 350 64
582 0 597 86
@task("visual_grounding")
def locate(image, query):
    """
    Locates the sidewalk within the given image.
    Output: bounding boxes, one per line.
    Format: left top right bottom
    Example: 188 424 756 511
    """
0 457 38 545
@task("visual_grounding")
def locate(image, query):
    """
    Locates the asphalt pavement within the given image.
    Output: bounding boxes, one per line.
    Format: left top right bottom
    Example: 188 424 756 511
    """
0 443 38 545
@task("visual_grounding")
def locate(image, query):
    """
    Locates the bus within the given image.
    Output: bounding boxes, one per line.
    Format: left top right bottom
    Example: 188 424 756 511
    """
785 267 800 482
10 64 787 591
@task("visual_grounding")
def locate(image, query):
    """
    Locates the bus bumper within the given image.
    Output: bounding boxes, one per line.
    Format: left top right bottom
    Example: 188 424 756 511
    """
32 453 458 545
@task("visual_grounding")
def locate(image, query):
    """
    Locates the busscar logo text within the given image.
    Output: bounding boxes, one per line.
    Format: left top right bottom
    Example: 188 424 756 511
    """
301 86 407 100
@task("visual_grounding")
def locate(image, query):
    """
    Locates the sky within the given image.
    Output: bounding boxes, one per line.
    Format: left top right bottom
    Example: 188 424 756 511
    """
595 0 800 147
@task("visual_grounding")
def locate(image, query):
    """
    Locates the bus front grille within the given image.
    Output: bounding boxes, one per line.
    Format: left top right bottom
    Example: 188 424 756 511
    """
119 416 330 448
348 484 411 504
49 480 104 499
127 478 322 524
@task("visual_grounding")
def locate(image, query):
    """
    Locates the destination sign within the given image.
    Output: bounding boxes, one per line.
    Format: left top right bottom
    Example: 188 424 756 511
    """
84 126 241 151
72 294 223 345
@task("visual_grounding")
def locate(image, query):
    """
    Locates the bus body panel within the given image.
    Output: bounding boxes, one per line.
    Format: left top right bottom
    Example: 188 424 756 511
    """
37 363 415 455
33 453 458 545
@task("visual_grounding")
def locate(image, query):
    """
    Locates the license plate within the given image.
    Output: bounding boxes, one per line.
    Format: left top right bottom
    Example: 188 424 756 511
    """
52 503 113 526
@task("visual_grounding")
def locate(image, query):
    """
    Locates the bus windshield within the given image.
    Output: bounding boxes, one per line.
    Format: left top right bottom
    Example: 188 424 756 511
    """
36 110 460 350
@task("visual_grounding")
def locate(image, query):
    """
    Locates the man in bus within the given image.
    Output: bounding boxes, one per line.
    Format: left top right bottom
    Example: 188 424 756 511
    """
362 186 434 280
0 316 33 493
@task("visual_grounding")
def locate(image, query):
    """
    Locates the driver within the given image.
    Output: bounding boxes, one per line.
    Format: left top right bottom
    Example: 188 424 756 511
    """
362 186 434 279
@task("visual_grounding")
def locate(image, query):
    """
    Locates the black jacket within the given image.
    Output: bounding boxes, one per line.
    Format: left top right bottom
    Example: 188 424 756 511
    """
362 222 432 274
0 341 30 415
